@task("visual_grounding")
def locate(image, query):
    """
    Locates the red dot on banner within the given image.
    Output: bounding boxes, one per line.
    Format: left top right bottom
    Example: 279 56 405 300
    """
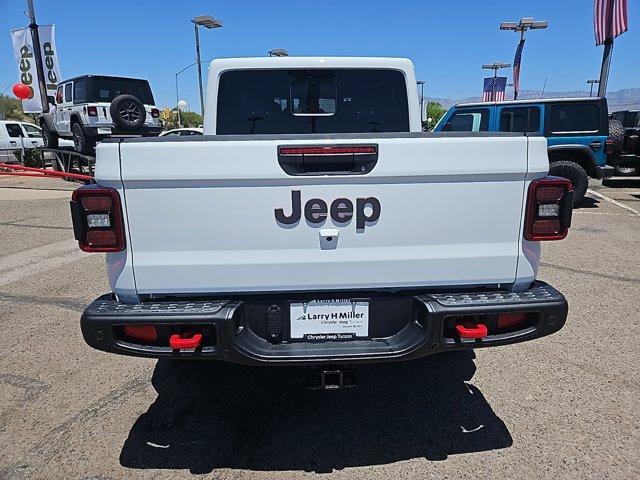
12 83 31 100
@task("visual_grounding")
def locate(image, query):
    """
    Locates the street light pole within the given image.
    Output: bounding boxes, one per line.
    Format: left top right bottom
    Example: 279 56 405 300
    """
193 23 204 116
175 73 181 127
26 0 49 113
191 15 222 117
500 17 548 101
587 79 600 97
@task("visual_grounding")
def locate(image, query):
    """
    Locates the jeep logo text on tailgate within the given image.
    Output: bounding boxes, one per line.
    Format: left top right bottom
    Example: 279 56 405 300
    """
275 190 380 230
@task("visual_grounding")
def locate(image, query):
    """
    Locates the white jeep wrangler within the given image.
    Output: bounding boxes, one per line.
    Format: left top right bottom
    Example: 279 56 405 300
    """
39 75 162 155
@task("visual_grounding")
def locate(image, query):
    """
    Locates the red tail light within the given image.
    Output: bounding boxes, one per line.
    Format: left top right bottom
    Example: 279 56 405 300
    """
605 138 614 155
123 325 157 342
497 312 528 330
151 108 160 118
70 185 126 252
87 106 98 117
524 177 573 241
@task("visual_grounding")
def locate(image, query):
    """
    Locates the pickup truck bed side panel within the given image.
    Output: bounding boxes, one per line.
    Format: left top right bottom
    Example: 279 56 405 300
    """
107 134 545 295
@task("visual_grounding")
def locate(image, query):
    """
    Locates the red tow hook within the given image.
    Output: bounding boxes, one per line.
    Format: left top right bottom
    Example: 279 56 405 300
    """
169 332 203 349
455 322 488 339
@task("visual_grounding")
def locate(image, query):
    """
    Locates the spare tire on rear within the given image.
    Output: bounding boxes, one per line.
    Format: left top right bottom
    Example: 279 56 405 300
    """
608 119 625 158
110 94 146 130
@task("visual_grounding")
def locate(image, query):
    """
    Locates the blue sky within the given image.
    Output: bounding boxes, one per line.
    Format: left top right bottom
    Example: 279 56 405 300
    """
1 0 638 112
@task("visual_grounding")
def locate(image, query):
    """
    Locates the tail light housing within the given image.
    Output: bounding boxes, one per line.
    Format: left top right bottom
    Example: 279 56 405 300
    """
605 138 614 155
524 176 573 241
70 185 126 252
123 325 157 342
86 105 98 117
151 108 160 118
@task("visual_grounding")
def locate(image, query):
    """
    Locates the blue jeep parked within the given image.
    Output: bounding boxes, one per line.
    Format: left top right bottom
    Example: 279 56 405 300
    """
434 97 615 204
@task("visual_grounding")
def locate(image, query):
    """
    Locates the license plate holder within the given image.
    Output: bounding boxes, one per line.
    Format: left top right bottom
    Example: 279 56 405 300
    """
289 299 369 341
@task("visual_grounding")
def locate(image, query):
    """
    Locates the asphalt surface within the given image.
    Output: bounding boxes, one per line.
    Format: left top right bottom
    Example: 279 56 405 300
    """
0 175 639 479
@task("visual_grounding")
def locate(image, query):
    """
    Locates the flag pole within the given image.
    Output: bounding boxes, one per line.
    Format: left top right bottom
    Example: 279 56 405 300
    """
597 38 613 97
597 0 616 97
513 29 525 100
492 68 497 102
26 0 49 113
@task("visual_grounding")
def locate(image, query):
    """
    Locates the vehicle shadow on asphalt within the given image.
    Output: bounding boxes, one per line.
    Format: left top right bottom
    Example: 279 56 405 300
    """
119 350 512 474
574 196 600 209
603 178 640 188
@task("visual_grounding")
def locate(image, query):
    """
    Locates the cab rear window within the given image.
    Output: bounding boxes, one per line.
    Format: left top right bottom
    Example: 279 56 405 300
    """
216 69 409 134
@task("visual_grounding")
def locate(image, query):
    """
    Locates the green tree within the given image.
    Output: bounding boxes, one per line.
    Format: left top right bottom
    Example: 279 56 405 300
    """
161 109 204 130
180 111 203 128
423 102 447 131
0 95 33 122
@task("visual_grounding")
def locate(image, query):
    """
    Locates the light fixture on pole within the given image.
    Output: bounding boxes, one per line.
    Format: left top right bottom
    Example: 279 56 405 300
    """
268 49 289 57
176 100 188 127
192 14 222 117
587 79 600 97
500 17 548 100
482 62 511 102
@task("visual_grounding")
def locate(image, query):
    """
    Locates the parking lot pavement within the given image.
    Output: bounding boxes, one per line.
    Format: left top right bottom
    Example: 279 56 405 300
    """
0 176 639 479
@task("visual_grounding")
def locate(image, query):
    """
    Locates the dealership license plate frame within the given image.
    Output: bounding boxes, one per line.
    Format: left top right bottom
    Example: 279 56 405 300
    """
289 298 370 342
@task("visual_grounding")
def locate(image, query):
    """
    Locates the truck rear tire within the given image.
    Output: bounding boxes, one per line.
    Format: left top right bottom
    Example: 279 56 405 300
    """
548 160 588 205
41 122 58 149
72 122 95 156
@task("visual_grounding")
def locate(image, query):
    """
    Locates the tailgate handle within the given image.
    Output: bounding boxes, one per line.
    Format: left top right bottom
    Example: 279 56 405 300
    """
278 144 378 176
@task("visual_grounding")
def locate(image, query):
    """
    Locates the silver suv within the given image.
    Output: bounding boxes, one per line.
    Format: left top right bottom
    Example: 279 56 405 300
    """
38 75 162 155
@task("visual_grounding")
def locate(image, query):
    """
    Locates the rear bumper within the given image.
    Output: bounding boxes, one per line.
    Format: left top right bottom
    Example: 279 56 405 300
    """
80 282 567 366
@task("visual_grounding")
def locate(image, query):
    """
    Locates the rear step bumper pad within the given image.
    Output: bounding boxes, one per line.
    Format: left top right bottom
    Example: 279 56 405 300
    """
80 281 568 366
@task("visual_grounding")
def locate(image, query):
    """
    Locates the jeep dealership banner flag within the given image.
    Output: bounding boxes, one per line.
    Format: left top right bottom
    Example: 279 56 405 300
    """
10 25 62 113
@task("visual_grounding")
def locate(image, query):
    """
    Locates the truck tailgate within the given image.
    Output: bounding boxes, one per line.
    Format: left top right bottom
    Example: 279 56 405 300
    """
118 134 530 294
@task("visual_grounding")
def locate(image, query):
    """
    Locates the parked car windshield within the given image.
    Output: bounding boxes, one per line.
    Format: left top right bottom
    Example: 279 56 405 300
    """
216 69 409 134
86 77 154 105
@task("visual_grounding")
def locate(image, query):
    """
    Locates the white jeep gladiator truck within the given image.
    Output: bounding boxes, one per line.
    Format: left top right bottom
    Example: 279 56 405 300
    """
71 57 572 389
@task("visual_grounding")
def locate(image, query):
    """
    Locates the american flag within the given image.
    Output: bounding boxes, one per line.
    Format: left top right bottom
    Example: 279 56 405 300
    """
482 76 507 102
594 0 628 46
513 39 525 94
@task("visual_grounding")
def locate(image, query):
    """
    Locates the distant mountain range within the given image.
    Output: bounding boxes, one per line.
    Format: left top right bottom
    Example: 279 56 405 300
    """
427 87 640 111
